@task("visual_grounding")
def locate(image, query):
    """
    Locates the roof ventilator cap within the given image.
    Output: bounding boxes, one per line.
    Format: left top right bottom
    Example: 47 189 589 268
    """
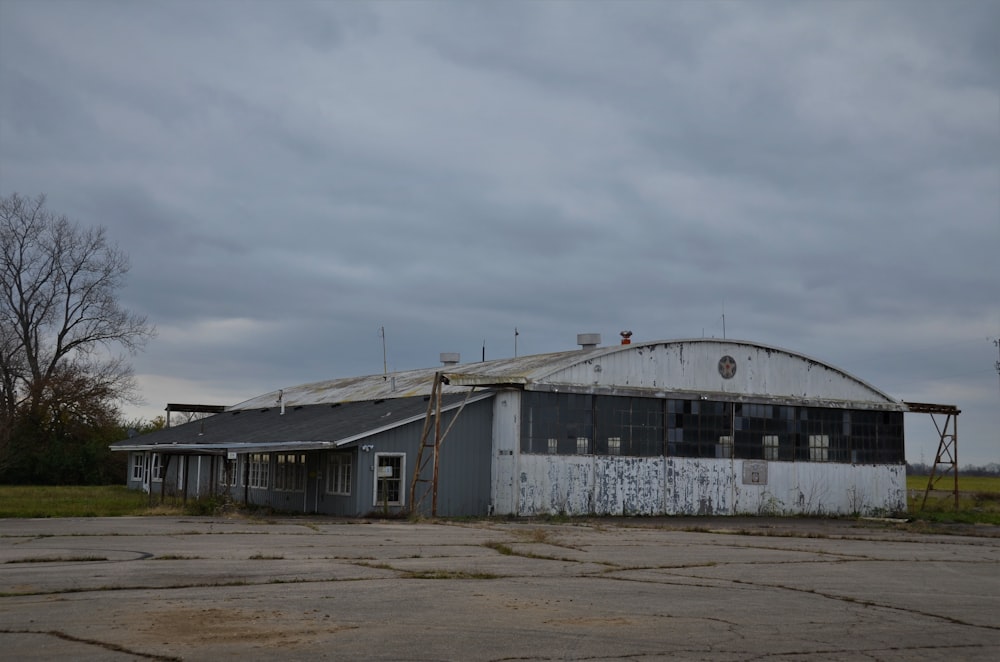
577 333 601 350
440 352 461 366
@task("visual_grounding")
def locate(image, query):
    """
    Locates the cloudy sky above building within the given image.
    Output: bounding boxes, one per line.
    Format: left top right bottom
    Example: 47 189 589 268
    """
1 0 997 465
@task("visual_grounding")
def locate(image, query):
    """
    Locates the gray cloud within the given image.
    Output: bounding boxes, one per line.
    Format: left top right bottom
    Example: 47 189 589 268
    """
1 0 997 464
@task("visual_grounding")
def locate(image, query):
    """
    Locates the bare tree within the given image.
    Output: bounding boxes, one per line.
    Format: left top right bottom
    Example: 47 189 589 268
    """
0 193 155 479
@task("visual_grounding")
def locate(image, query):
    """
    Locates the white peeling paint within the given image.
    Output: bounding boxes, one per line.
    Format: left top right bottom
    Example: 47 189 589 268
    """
516 454 906 517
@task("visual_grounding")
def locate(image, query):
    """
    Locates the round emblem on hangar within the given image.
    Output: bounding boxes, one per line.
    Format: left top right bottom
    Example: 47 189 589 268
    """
718 355 737 379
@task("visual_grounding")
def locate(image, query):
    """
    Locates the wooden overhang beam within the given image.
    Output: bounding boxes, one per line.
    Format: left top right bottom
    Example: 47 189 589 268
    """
165 403 227 428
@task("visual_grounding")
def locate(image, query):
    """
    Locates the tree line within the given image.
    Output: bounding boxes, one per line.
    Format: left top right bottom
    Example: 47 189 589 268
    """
1 193 155 484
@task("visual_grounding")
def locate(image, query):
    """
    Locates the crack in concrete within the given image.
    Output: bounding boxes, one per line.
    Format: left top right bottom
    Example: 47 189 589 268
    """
722 576 1000 632
0 627 182 661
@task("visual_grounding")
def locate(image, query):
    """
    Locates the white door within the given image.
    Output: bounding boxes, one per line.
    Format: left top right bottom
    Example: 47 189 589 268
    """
491 392 520 515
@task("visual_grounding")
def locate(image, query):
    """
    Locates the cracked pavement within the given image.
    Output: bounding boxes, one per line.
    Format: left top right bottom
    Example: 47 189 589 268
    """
1 516 998 661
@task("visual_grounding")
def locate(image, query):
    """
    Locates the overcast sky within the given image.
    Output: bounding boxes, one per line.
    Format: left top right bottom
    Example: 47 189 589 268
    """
1 0 997 465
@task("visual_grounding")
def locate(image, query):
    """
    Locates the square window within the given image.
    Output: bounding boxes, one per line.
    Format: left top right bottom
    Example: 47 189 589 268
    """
607 437 621 456
547 438 558 455
576 437 590 455
809 435 829 462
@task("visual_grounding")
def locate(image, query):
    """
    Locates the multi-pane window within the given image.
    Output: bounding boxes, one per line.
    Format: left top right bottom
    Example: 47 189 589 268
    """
131 454 144 481
519 392 903 464
326 454 352 495
248 453 270 489
595 396 664 456
521 392 594 454
669 400 733 458
374 453 404 506
274 453 305 492
219 457 240 486
762 435 780 461
809 435 829 462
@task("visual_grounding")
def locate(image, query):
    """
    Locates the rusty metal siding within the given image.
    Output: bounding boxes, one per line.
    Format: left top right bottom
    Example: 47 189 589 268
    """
517 454 905 516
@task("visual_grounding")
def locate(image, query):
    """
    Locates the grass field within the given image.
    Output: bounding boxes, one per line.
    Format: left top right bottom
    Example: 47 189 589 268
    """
1 478 999 523
906 474 1000 525
0 485 163 518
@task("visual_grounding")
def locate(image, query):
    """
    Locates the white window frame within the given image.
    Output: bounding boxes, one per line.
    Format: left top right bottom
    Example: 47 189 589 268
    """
131 454 144 482
607 436 621 456
763 435 780 461
373 453 405 507
576 436 590 455
249 453 270 489
326 453 352 495
809 435 829 462
151 453 162 482
274 453 306 492
547 438 558 455
219 456 240 487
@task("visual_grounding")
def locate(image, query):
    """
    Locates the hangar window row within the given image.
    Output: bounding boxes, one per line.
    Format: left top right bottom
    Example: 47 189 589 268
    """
214 452 354 496
521 393 904 464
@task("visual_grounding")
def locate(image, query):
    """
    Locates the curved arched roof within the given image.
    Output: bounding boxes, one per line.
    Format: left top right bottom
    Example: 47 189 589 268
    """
232 338 900 410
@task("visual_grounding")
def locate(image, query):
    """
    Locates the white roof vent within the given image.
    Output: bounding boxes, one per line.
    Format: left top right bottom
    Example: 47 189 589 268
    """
577 333 601 350
440 352 460 366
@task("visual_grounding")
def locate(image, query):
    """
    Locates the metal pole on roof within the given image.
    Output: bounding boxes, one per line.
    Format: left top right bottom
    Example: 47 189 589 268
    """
380 326 388 378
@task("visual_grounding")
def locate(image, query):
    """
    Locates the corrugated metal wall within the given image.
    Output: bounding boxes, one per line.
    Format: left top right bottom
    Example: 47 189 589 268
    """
350 397 494 517
546 341 897 405
516 454 906 516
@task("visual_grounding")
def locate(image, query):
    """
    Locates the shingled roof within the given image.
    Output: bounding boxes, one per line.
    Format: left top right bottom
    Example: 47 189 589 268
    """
112 392 492 455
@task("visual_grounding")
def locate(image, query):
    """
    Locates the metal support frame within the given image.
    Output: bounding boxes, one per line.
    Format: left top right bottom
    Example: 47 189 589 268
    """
904 402 961 510
408 374 475 517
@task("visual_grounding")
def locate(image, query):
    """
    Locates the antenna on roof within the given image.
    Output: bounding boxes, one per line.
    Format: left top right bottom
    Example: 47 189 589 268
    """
380 326 388 380
482 339 486 362
721 300 727 340
514 327 519 357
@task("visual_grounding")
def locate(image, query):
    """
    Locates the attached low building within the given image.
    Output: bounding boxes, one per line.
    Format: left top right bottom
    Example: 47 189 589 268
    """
112 337 909 517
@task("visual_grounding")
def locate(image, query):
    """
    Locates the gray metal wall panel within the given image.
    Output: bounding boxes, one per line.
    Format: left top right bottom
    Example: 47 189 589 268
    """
353 398 494 517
